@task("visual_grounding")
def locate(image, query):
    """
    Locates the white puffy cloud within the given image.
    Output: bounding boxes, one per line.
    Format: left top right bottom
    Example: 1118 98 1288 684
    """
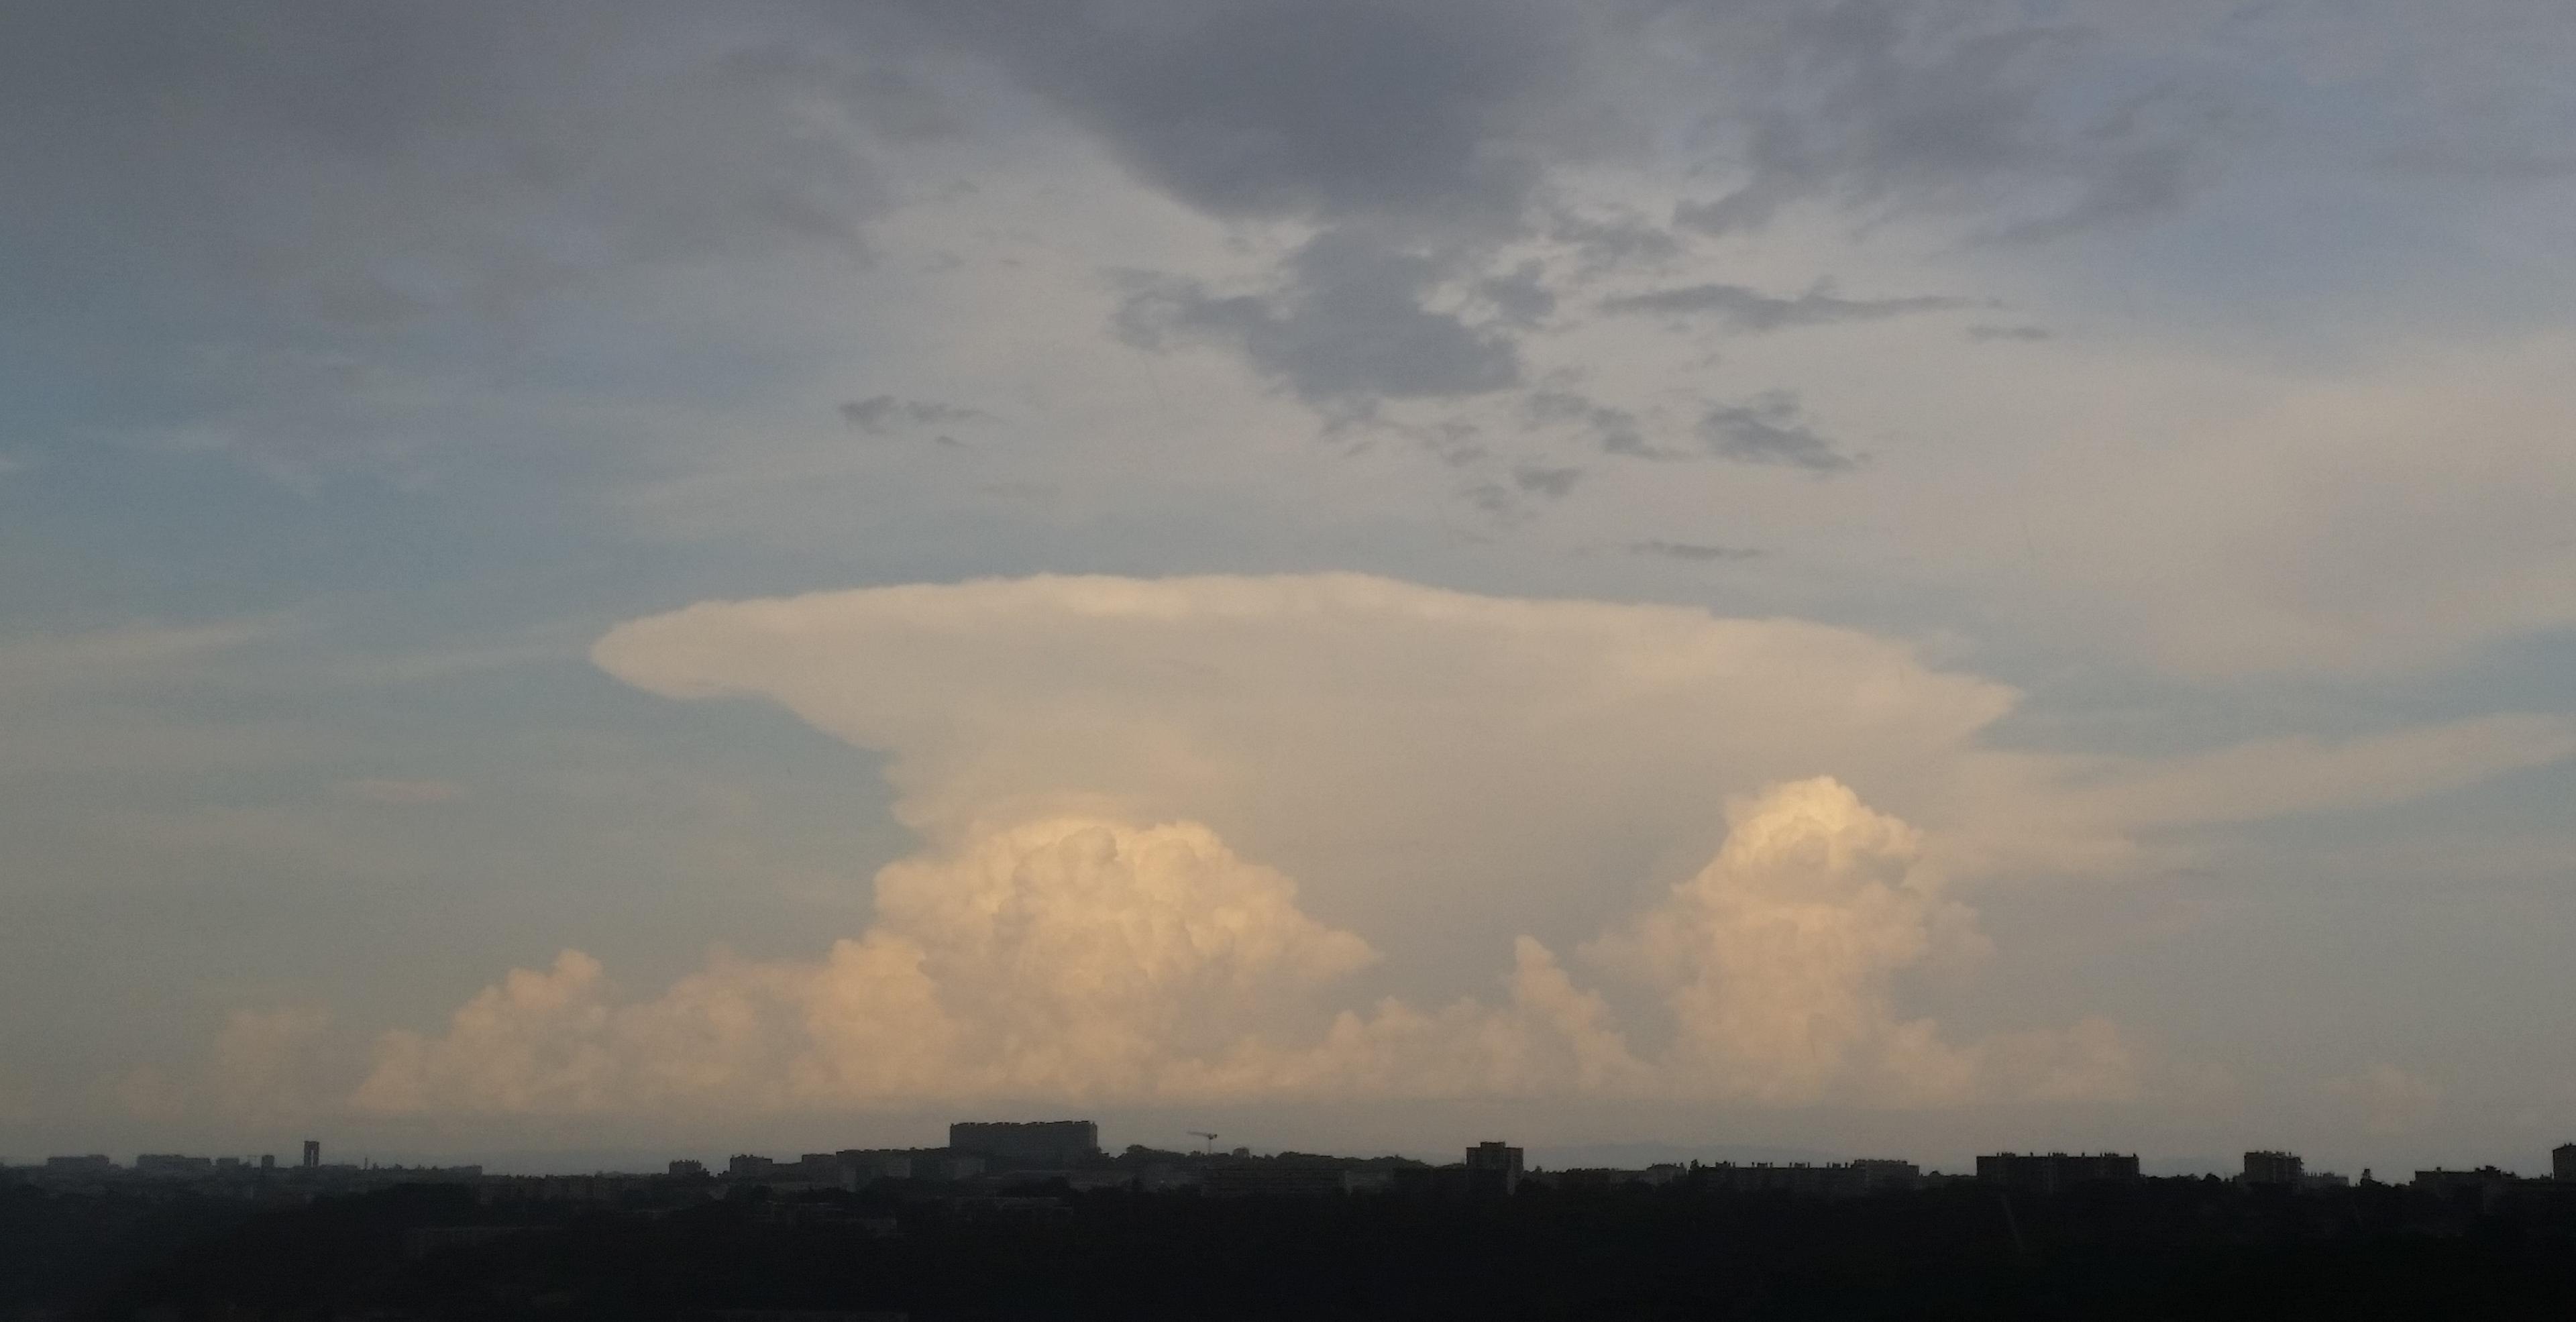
354 778 2144 1115
355 574 2567 1117
1600 778 2013 1105
358 817 1381 1114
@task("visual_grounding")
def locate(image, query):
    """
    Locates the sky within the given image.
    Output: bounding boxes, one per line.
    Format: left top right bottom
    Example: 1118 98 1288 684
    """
3 0 2573 1176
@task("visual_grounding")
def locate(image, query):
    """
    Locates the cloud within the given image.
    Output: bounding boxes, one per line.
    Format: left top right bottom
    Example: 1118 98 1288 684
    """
903 0 1577 233
1548 209 1683 275
588 575 2571 882
358 817 1381 1113
337 777 468 806
1967 324 2051 341
839 395 991 435
1699 393 1860 472
360 781 2131 1113
4 2 912 314
1602 282 1969 331
1665 8 2228 243
1590 779 2130 1105
1527 389 1656 457
1477 260 1558 326
1631 540 1760 563
335 575 2575 1117
1511 463 1584 499
1115 230 1523 408
1988 334 2576 674
0 1 927 486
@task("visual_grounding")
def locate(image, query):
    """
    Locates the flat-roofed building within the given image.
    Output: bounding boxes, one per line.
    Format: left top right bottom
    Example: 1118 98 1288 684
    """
835 1150 913 1180
949 1120 1099 1168
1464 1142 1523 1197
2242 1151 2304 1188
1976 1152 2141 1193
1693 1160 1921 1199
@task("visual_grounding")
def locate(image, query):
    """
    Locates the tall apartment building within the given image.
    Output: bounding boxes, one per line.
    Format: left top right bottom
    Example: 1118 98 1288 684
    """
2555 1144 2575 1183
1464 1142 1523 1197
2241 1151 2304 1188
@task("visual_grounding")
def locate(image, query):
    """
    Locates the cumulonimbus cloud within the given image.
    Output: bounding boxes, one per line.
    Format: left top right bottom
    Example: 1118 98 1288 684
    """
354 575 2570 1116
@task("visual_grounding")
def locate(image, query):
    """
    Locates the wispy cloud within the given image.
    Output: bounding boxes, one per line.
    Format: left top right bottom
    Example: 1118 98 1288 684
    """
1699 393 1860 472
1603 282 1970 331
1631 539 1762 563
0 618 277 690
337 778 468 806
839 395 991 436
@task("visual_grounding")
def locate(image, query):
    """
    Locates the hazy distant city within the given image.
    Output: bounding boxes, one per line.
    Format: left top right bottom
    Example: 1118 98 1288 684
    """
14 1119 2576 1317
17 1118 2576 1204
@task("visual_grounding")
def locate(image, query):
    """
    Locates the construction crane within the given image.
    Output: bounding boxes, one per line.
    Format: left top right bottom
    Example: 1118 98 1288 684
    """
1188 1131 1220 1155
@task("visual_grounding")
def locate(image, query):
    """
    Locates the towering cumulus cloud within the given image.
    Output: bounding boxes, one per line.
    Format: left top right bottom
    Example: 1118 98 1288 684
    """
357 575 2571 1115
358 818 1379 1113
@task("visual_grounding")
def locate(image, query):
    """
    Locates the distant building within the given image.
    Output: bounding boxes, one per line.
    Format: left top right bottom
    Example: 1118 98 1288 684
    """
669 1160 708 1179
2241 1151 2304 1189
44 1155 113 1173
948 1121 1099 1168
1464 1142 1523 1197
1976 1152 2140 1193
1693 1160 1921 1199
2414 1167 2514 1202
135 1154 215 1176
301 1140 321 1168
728 1154 780 1180
915 1152 985 1182
2555 1144 2575 1183
2300 1172 2350 1193
835 1150 914 1181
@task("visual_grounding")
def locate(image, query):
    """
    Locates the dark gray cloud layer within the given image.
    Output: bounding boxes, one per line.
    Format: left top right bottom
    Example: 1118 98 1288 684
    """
7 0 2567 500
902 0 1581 233
1116 231 1522 406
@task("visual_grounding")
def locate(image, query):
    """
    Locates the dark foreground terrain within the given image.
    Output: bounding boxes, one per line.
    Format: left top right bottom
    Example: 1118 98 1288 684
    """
10 1176 2576 1320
